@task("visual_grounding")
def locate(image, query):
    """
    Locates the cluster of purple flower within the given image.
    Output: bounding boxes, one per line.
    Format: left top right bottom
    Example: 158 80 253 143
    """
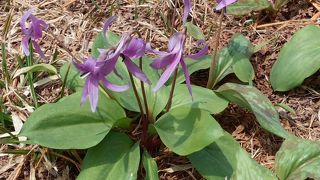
20 0 238 112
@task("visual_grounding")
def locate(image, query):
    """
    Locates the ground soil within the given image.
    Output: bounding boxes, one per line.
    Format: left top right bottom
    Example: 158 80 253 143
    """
0 0 320 179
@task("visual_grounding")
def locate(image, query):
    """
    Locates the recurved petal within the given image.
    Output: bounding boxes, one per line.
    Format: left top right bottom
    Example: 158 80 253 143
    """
101 78 129 92
102 16 118 35
180 59 193 97
146 43 168 56
153 53 181 91
150 54 175 69
21 36 30 56
20 9 33 34
183 0 191 23
216 0 238 10
123 38 146 59
186 39 208 60
124 56 150 84
32 40 46 59
168 32 184 52
88 75 99 112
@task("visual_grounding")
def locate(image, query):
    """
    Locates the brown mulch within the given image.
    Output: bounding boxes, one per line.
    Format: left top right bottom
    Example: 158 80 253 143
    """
0 0 320 179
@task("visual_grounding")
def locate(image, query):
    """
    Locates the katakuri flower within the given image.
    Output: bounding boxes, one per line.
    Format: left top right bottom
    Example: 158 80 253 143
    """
20 9 48 59
216 0 239 10
74 16 150 112
148 32 208 96
100 16 150 84
74 56 129 112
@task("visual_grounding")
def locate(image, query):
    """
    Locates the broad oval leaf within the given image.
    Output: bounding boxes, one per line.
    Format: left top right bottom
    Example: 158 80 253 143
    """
275 137 320 180
217 83 289 138
155 107 225 156
143 151 159 180
188 132 276 180
226 0 271 15
19 92 126 149
185 22 205 40
270 25 320 91
171 84 228 114
14 64 57 78
78 132 140 180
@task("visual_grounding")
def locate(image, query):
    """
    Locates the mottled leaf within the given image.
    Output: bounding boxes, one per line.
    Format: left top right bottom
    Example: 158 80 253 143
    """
217 83 289 138
275 137 320 180
60 62 83 91
270 25 320 91
227 0 271 15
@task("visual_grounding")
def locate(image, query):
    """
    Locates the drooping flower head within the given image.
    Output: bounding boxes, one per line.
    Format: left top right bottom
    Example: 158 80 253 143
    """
100 16 150 84
20 9 48 59
74 56 129 112
148 32 208 96
216 0 239 10
74 16 150 112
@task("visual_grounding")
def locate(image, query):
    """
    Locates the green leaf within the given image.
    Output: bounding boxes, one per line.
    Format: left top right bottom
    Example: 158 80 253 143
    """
226 0 271 15
91 32 120 58
270 25 320 91
78 132 140 180
188 132 276 180
155 107 224 156
217 83 289 138
232 56 254 83
208 34 254 88
185 22 205 40
171 84 228 114
13 64 57 78
143 151 159 180
19 92 126 149
59 62 84 91
275 137 320 180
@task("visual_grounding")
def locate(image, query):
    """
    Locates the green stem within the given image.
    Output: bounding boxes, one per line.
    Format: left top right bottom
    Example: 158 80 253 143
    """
60 62 71 99
26 42 39 108
165 67 178 112
2 43 9 86
128 71 144 116
207 10 224 89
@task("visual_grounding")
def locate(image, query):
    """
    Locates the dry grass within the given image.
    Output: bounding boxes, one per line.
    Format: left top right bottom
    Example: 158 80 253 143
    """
0 0 320 179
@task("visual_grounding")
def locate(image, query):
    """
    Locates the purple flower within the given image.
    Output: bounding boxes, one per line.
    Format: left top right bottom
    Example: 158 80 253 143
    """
20 9 48 59
74 16 150 112
74 57 129 112
148 32 208 96
183 0 191 23
216 0 239 10
101 17 150 84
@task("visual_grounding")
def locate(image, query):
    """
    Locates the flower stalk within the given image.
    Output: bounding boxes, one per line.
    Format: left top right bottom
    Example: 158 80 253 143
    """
165 67 179 112
207 9 224 89
26 42 39 108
